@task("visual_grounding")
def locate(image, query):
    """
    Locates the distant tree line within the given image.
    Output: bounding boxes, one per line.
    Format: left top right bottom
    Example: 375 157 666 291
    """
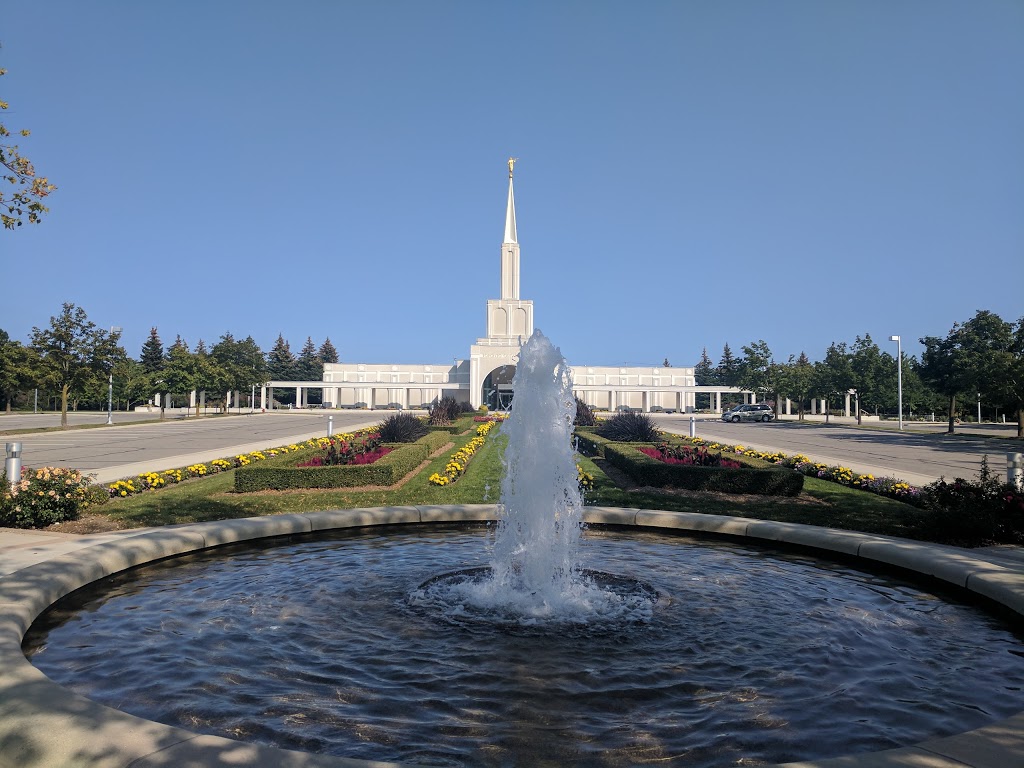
694 309 1024 437
0 303 340 427
3 304 1021 436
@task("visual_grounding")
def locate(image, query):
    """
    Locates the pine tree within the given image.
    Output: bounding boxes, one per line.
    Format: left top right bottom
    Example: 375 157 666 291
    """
140 328 164 374
694 347 717 385
318 337 339 364
296 336 322 381
267 334 297 380
166 335 189 355
717 343 739 386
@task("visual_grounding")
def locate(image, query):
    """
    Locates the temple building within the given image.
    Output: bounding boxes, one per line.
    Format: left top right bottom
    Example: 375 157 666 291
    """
260 162 748 414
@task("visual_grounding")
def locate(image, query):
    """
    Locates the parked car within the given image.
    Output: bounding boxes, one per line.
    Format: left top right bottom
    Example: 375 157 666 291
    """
722 404 775 423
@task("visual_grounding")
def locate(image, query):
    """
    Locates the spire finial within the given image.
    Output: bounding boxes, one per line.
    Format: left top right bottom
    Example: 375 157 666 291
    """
508 157 518 179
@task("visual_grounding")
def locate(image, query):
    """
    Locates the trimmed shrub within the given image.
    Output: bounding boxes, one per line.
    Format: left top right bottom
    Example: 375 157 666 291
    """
597 411 660 442
377 413 429 443
605 443 804 496
574 396 597 427
573 428 613 458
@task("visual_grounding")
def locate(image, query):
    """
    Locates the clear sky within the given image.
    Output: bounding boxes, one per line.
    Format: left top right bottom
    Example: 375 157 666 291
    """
3 1 1022 369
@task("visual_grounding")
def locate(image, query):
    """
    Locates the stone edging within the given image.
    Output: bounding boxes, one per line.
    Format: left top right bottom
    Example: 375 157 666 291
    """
2 506 1024 768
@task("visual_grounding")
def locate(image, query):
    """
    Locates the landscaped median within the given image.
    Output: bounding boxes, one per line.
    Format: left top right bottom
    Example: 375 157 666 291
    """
603 442 805 496
234 430 451 492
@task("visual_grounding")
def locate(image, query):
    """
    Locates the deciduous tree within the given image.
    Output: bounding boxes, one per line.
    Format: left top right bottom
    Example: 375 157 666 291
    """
30 303 119 428
1 64 56 229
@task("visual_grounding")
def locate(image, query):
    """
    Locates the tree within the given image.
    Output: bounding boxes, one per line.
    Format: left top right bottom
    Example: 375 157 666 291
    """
139 327 165 403
917 311 1010 435
30 303 119 428
737 340 786 412
813 342 852 423
295 336 322 382
0 330 38 413
267 334 297 381
112 357 149 413
1 63 56 229
716 343 740 386
211 333 266 411
693 347 717 386
848 334 887 424
318 337 339 365
999 317 1024 438
780 352 815 420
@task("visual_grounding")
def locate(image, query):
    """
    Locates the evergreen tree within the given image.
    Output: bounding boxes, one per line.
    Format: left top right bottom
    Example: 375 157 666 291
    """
194 338 208 355
267 334 297 380
717 343 739 386
296 336 322 381
318 337 339 364
694 347 716 385
166 335 189 355
139 328 164 374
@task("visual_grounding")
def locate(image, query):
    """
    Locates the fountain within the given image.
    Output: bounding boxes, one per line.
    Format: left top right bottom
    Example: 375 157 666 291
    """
6 330 1024 767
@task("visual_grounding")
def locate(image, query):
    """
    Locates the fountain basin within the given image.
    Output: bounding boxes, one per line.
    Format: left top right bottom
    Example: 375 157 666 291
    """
3 506 1024 768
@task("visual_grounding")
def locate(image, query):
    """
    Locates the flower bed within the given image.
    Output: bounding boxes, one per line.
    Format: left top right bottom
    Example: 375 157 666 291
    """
639 443 742 469
234 431 451 492
428 420 500 486
684 437 922 504
604 442 804 496
296 431 388 467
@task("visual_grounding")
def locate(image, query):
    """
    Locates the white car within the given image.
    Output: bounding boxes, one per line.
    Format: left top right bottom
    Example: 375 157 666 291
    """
722 404 775 423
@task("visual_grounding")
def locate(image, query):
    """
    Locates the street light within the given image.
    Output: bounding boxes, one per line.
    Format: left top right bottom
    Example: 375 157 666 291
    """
106 326 122 425
889 335 903 431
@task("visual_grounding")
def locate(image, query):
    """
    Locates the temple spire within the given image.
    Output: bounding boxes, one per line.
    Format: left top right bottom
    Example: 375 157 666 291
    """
503 158 518 244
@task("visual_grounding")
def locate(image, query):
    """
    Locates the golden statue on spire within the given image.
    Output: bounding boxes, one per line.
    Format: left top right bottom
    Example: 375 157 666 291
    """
508 157 518 179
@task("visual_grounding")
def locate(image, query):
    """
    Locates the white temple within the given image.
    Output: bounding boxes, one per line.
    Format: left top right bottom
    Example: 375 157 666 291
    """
260 161 748 414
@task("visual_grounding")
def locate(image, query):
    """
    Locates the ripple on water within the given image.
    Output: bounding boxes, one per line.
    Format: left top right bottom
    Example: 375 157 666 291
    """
23 527 1024 767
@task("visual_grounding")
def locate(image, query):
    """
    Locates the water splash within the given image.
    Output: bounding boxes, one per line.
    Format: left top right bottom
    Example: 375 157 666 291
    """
490 329 584 601
413 329 656 625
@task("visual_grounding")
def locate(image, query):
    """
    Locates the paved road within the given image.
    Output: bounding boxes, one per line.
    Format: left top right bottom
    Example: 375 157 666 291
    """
1 411 387 484
2 409 1019 490
651 414 1020 488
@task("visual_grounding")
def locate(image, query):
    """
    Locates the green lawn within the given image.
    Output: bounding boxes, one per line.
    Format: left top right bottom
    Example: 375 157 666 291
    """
87 426 940 543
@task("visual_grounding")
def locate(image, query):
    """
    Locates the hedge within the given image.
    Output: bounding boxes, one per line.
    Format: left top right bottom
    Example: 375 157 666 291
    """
573 428 614 458
234 431 450 492
604 443 804 497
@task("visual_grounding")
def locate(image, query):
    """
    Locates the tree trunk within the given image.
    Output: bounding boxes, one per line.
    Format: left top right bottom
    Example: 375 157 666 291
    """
947 394 957 434
1017 407 1023 439
60 383 70 429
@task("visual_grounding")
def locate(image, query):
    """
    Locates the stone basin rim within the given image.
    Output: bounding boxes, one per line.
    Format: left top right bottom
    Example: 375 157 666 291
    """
1 504 1023 768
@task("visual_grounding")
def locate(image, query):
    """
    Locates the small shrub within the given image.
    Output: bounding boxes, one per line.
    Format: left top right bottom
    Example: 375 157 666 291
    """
428 396 463 426
597 411 660 442
377 413 428 443
917 458 1024 544
574 396 597 427
0 466 94 528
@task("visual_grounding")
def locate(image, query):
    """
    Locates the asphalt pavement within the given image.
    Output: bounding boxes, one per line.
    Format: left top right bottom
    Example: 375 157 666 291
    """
651 414 1021 488
0 410 388 484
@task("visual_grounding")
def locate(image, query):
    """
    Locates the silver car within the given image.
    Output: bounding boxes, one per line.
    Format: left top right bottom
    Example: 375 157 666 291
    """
722 404 775 423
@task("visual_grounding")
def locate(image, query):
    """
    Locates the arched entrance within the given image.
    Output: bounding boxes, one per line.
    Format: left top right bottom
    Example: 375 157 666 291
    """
482 365 516 410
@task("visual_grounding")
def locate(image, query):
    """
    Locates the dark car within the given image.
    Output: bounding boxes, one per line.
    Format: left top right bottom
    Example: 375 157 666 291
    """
721 404 775 423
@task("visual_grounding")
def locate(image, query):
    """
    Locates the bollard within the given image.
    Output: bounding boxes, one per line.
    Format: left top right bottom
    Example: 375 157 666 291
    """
327 415 334 439
1009 453 1023 492
5 443 22 488
689 416 696 438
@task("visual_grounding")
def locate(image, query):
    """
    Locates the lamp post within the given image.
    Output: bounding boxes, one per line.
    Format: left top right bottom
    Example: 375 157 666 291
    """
106 326 122 425
889 335 903 431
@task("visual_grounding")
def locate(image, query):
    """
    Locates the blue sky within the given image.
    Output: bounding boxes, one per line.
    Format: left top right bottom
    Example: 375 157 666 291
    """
3 1 1022 369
